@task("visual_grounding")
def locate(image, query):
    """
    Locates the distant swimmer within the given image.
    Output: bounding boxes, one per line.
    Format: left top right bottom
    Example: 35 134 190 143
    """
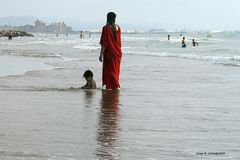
8 35 12 40
207 33 211 38
181 37 186 48
192 39 198 47
80 31 84 38
168 34 170 40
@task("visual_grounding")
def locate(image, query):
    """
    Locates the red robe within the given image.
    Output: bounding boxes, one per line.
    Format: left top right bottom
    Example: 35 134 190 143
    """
100 25 122 89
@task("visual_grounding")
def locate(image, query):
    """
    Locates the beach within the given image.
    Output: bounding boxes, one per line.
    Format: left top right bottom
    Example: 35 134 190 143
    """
0 56 52 77
1 33 240 159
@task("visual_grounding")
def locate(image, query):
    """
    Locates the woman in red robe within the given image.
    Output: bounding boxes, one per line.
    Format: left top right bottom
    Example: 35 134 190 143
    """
99 12 122 90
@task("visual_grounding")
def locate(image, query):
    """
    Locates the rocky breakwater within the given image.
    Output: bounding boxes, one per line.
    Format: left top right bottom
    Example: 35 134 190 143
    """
0 30 34 39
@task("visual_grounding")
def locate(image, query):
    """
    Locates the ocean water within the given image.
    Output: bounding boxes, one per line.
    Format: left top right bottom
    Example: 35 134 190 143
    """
1 32 240 89
0 32 240 159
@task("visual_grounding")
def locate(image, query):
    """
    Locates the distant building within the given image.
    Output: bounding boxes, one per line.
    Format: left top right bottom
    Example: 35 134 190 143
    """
148 29 165 33
0 19 73 33
65 26 72 33
57 22 65 33
35 19 46 32
46 23 58 32
21 25 35 32
34 20 73 33
45 22 73 33
0 25 13 30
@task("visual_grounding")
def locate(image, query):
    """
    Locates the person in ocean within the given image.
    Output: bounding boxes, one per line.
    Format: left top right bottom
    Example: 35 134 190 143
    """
99 12 122 90
182 37 186 48
192 39 198 47
80 31 84 38
168 34 170 40
81 70 97 89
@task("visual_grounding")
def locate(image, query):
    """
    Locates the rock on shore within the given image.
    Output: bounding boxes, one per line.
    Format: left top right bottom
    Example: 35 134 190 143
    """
0 30 34 37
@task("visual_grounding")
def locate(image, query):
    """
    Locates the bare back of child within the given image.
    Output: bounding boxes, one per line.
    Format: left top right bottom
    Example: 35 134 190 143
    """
81 70 97 89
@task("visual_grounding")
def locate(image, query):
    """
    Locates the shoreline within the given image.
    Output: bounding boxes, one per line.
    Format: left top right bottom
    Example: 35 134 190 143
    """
1 32 240 159
0 55 53 77
1 53 240 159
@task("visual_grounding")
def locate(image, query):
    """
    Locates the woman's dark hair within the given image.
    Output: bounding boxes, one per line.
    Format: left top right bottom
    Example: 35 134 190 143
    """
83 70 93 78
107 12 117 36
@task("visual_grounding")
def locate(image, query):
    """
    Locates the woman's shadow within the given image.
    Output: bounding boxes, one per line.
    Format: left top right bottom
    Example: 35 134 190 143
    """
95 90 120 160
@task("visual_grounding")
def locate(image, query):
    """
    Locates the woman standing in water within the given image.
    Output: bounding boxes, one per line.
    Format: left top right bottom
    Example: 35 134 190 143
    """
99 12 122 90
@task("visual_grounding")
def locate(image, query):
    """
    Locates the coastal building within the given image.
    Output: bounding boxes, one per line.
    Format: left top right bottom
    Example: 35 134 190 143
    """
65 26 72 33
57 22 66 33
45 22 73 33
17 25 35 32
0 25 13 30
35 19 46 32
0 19 73 33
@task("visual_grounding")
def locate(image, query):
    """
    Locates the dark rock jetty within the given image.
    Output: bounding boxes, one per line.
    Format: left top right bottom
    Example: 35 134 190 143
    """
0 30 34 38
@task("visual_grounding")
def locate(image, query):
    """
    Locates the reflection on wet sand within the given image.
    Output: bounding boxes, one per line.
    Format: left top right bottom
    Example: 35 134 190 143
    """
96 90 120 160
83 90 95 107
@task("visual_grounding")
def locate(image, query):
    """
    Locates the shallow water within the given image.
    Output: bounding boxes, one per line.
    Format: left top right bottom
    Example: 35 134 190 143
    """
0 56 52 77
0 33 240 159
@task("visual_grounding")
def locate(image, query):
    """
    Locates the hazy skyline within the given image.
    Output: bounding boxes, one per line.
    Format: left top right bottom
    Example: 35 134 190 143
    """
0 0 239 30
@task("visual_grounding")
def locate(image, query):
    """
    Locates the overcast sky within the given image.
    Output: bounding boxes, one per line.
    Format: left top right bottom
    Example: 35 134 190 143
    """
0 0 239 30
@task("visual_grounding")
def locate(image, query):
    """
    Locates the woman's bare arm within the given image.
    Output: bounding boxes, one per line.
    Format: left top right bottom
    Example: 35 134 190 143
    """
99 45 105 62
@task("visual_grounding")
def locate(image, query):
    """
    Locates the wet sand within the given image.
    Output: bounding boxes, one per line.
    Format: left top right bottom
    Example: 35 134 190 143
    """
1 55 240 159
0 56 52 77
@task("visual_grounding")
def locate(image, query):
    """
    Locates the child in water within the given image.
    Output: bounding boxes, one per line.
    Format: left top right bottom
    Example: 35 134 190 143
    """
81 70 97 89
192 39 199 47
182 37 186 48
